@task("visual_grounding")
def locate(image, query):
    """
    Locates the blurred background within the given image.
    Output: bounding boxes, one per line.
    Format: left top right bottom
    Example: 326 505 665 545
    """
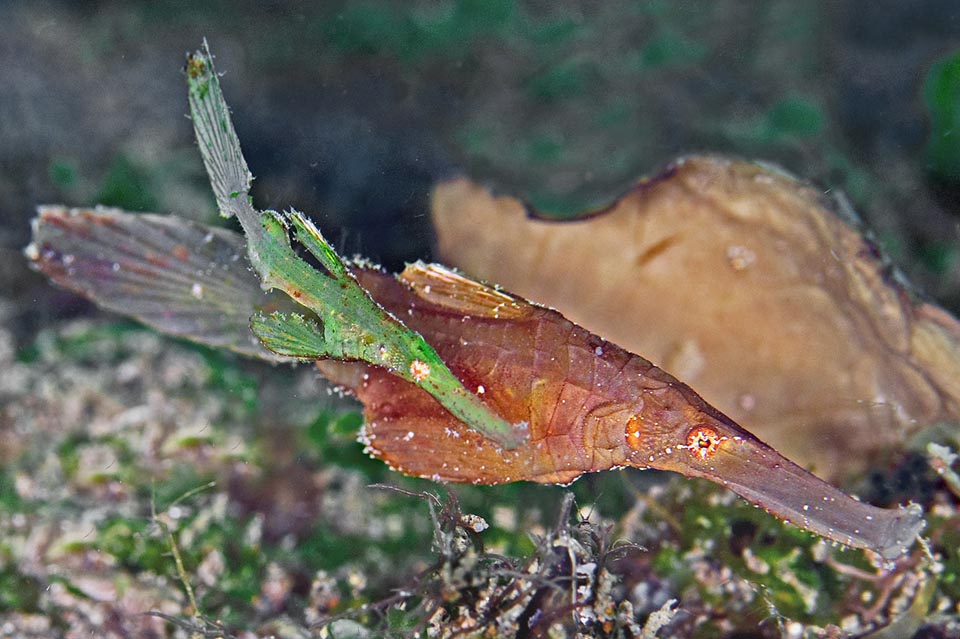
3 0 960 344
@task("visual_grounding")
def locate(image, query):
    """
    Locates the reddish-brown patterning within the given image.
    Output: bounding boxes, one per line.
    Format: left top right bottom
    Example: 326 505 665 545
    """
322 263 704 485
320 264 923 560
28 207 924 560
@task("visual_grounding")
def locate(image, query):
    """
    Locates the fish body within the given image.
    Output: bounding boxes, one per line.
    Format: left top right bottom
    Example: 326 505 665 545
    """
323 264 926 561
329 263 718 486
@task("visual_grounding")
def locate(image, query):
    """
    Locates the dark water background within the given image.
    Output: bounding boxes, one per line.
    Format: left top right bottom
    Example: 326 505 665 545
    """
2 1 959 343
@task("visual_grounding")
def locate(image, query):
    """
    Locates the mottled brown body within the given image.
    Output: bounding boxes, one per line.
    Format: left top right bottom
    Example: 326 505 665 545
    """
322 265 784 485
324 267 658 484
319 265 924 560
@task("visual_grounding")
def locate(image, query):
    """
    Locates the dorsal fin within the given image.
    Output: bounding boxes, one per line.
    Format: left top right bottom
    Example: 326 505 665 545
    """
399 262 535 320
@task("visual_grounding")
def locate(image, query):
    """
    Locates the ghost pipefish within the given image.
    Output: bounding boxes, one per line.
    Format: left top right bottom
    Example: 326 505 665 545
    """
26 44 923 561
181 46 527 452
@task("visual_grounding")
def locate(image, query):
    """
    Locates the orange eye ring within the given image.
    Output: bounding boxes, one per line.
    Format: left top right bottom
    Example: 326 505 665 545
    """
686 425 725 460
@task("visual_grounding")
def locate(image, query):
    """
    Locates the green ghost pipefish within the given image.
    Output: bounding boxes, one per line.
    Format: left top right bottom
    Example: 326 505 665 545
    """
184 43 528 450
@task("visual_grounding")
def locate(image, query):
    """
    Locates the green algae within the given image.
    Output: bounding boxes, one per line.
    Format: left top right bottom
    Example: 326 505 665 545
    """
95 155 160 212
925 50 960 183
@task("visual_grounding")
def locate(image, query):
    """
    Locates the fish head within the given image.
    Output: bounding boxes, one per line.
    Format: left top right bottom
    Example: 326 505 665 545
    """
621 384 924 560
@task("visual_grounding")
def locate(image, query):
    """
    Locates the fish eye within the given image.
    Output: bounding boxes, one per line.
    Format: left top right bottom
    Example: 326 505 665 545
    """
685 425 725 460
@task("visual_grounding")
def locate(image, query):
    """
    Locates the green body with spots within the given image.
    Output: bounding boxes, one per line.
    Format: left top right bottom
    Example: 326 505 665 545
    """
185 44 526 449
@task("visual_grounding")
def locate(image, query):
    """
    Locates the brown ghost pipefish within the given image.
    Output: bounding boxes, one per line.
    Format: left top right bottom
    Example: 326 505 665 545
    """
26 44 923 561
324 262 925 562
29 207 924 561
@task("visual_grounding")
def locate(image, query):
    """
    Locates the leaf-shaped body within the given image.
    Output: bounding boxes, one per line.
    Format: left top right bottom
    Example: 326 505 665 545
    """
322 263 663 484
25 44 925 560
319 263 924 559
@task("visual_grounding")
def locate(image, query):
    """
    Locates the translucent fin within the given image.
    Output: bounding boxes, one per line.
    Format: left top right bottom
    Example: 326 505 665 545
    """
28 206 289 360
250 311 329 359
399 262 535 319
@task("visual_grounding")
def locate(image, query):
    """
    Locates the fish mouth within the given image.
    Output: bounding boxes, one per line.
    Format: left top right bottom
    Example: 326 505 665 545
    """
688 437 925 560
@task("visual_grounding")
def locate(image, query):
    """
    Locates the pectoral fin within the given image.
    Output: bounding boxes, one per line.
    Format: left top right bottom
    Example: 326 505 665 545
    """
250 311 329 359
